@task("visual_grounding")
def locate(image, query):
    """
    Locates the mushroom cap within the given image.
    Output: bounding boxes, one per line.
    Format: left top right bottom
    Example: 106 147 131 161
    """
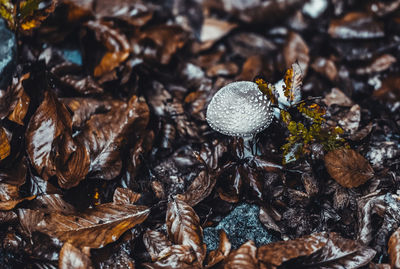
206 81 273 137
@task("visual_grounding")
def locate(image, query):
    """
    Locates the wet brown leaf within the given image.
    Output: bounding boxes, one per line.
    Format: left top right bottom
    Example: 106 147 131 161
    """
166 197 206 264
323 88 354 107
356 54 396 75
143 230 173 261
339 104 361 134
257 232 328 267
389 228 400 269
259 206 281 233
176 170 215 207
26 91 90 188
143 244 200 269
283 31 309 76
225 240 257 269
206 62 239 77
77 96 149 180
325 148 374 188
21 203 149 248
0 183 35 210
113 187 141 205
7 73 30 125
86 20 130 78
200 17 237 50
31 194 76 214
293 232 376 268
59 243 93 269
373 76 400 103
237 55 263 81
205 230 231 268
328 12 384 39
311 57 338 81
0 127 10 161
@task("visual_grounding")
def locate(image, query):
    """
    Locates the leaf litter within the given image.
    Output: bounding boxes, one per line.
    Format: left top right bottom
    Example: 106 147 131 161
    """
0 0 400 268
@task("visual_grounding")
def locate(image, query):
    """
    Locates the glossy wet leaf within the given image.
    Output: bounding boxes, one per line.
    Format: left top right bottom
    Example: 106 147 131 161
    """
20 203 149 248
0 183 35 210
113 187 141 205
77 96 149 180
325 148 374 188
225 240 257 269
166 197 206 264
59 243 93 269
143 230 173 261
7 73 30 125
143 244 200 269
257 232 328 267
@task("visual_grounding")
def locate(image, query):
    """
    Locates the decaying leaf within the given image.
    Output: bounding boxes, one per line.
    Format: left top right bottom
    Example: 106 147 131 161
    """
225 240 257 269
325 148 374 188
283 32 309 77
175 170 215 207
143 230 173 261
143 244 200 269
0 183 35 210
0 126 10 161
20 203 149 248
205 230 231 268
389 228 400 269
77 95 149 180
113 187 141 205
283 62 303 104
257 232 328 267
7 73 30 125
166 197 206 265
59 243 93 269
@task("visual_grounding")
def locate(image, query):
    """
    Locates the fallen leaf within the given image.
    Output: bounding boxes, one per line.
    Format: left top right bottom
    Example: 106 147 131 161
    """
176 170 215 207
113 187 141 205
0 183 35 210
166 197 206 264
143 230 173 261
199 17 237 50
205 230 231 268
26 91 90 188
328 12 384 39
206 62 239 77
283 32 309 77
77 95 149 180
20 203 149 248
0 126 10 161
325 148 374 188
143 244 200 269
7 73 30 125
339 104 361 134
356 54 396 75
323 88 354 107
86 20 130 78
257 232 328 267
225 240 257 269
293 232 376 268
59 243 93 269
389 228 400 269
311 57 338 81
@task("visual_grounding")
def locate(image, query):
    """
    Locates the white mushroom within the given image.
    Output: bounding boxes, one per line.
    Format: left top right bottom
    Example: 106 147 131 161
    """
206 81 273 138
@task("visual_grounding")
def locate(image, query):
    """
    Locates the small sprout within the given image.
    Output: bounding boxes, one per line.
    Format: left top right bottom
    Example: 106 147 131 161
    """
206 81 273 138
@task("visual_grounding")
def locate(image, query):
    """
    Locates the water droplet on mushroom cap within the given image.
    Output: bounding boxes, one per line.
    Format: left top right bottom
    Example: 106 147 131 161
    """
206 81 273 137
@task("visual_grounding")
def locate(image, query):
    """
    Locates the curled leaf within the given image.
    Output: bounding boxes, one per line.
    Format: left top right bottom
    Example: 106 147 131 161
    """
113 187 141 205
225 240 257 269
143 230 172 261
283 62 303 104
205 230 231 268
0 126 10 161
389 228 400 269
325 148 374 188
59 243 93 269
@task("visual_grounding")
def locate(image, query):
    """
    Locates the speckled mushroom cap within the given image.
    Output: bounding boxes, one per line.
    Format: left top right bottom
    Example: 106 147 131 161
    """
206 81 273 137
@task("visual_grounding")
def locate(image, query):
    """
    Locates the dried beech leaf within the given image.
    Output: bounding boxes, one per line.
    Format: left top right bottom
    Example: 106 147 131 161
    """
166 197 206 264
24 203 149 248
325 148 374 188
32 194 76 214
26 91 90 188
205 230 231 268
200 17 237 50
86 20 130 78
389 228 400 269
143 244 200 269
339 104 361 135
113 187 141 205
143 230 172 261
323 88 353 107
259 206 281 233
175 170 215 207
257 232 328 266
294 232 376 268
0 126 10 161
225 240 257 269
77 96 149 180
59 242 93 269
